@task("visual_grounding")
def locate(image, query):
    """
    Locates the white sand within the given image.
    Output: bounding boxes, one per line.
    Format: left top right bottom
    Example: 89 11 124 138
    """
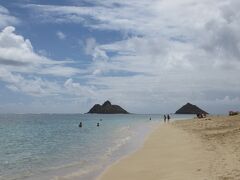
100 123 212 180
100 115 240 179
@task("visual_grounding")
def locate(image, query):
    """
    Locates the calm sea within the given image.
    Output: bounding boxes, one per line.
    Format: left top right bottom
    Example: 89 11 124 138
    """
0 114 194 180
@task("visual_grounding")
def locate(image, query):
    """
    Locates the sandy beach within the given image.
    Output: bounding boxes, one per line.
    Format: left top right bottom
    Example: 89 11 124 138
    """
100 115 240 180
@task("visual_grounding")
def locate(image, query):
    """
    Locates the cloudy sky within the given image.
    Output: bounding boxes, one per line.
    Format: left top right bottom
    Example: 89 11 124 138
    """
0 0 239 114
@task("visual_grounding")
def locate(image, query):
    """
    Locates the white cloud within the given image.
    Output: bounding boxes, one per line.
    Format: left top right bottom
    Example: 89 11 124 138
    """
64 78 96 97
0 68 61 96
24 1 221 37
8 0 240 113
0 26 89 98
0 26 80 76
0 5 19 28
56 31 66 40
39 65 81 77
0 26 54 66
215 96 240 105
85 37 109 63
85 37 96 55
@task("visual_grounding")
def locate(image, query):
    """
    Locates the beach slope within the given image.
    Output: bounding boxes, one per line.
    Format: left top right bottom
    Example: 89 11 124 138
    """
100 115 240 180
100 123 211 180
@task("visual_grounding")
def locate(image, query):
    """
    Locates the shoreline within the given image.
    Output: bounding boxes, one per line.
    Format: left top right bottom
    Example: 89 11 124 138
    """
97 122 163 180
99 115 240 180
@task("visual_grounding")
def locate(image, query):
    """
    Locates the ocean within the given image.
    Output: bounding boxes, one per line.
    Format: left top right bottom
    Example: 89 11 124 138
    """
0 114 194 180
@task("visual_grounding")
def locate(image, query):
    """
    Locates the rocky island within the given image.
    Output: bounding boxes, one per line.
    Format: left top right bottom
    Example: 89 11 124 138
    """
175 103 208 115
88 101 129 114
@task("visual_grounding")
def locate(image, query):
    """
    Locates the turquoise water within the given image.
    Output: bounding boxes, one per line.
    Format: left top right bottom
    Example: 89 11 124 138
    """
0 114 194 180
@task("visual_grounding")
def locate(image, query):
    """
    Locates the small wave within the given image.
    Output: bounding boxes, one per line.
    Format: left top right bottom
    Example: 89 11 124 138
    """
50 164 100 180
116 126 131 133
103 136 132 158
0 171 34 180
43 160 88 172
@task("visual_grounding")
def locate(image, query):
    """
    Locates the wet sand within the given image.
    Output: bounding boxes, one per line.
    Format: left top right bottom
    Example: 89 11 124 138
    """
100 115 240 180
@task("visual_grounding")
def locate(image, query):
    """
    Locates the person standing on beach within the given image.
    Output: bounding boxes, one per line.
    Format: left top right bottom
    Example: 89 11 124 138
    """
164 115 166 123
167 114 170 122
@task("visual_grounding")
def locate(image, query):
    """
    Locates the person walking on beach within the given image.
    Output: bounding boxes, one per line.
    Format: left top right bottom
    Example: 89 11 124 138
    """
167 114 170 122
164 115 166 123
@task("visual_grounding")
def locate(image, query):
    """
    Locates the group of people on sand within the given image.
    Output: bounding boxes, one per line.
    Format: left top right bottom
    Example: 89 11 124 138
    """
163 114 170 123
196 113 206 119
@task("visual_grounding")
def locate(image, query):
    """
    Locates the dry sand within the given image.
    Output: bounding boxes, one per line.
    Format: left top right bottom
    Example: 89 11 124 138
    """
99 115 240 180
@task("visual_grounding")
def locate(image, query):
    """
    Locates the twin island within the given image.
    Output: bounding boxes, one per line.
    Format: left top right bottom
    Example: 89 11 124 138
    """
87 101 208 115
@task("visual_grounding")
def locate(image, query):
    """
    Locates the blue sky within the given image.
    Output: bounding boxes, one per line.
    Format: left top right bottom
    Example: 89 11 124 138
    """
0 0 240 114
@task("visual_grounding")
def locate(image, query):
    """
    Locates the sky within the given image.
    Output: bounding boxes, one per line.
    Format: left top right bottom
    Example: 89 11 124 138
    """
0 0 240 114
